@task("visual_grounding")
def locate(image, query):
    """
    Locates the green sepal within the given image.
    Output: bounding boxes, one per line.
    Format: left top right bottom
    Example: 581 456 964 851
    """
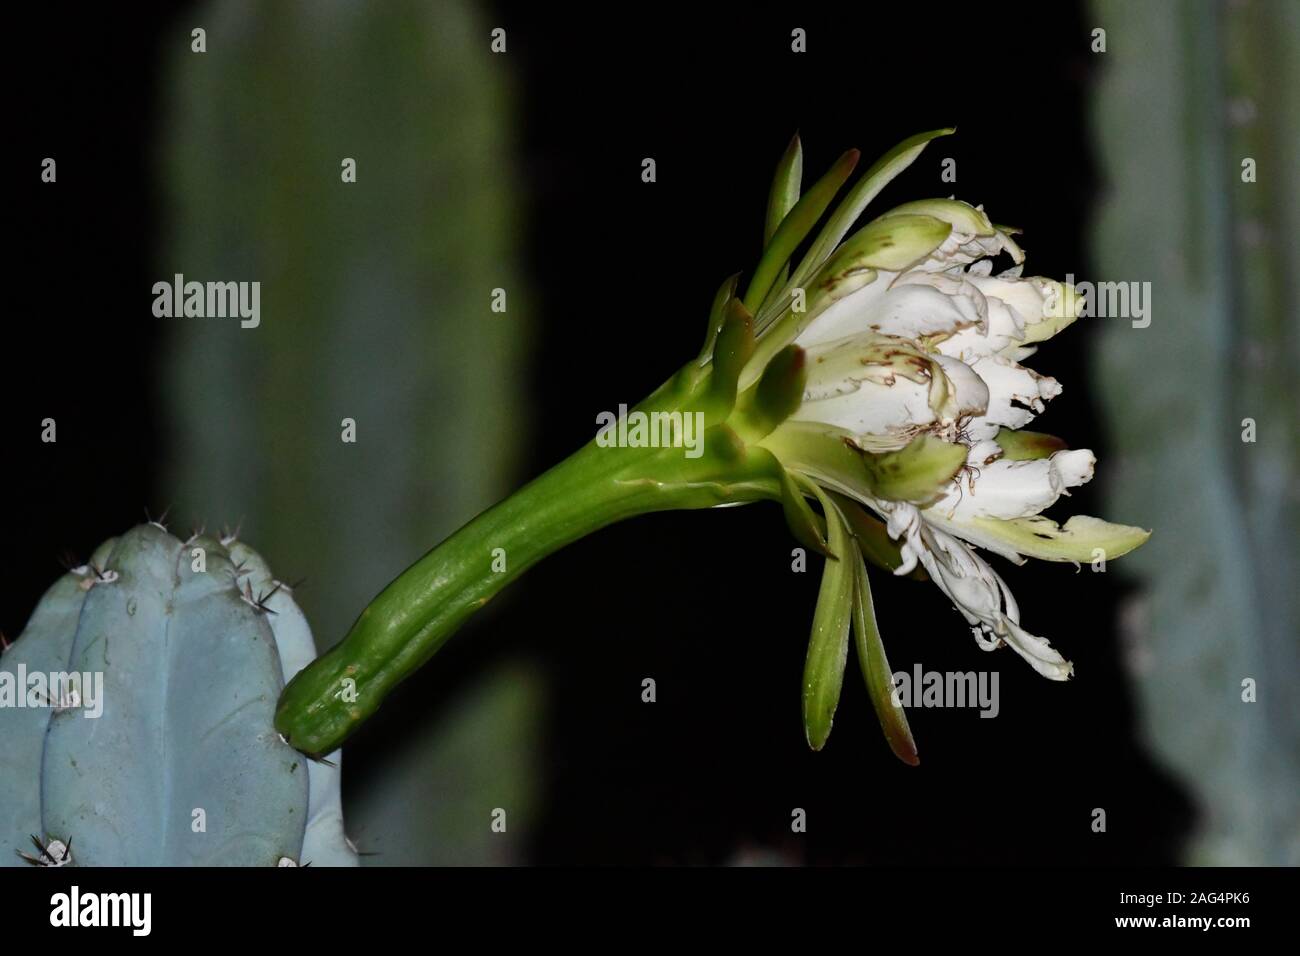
742 149 860 313
764 133 803 245
861 435 967 505
878 198 995 236
1022 280 1083 345
995 427 1068 461
763 423 964 508
957 514 1152 564
850 551 919 766
703 420 749 463
761 265 792 314
740 264 879 388
751 449 833 557
757 134 804 312
801 487 854 751
817 214 953 283
693 273 741 369
758 421 877 502
732 345 807 441
755 345 807 429
702 297 755 421
791 128 956 287
834 493 928 581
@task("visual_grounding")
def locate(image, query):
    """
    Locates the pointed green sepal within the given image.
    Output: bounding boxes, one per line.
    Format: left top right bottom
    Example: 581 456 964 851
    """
702 297 755 420
750 449 833 557
764 133 803 245
792 128 956 287
995 427 1068 461
861 435 967 505
802 488 854 751
878 198 994 237
958 514 1152 564
755 345 807 426
733 345 807 441
757 135 805 312
815 214 952 291
740 265 880 388
850 552 919 766
694 273 741 369
700 420 749 466
1023 279 1084 345
758 421 877 502
743 149 860 313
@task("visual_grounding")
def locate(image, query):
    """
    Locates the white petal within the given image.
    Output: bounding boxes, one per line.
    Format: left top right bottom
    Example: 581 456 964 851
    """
868 283 978 339
966 274 1051 329
794 335 991 444
933 458 1062 520
935 296 1026 363
932 355 990 421
797 275 976 348
799 241 1036 352
926 447 1096 522
795 275 894 348
1051 448 1096 488
964 355 1062 440
999 618 1074 680
964 439 1004 466
795 337 938 436
870 500 1073 680
894 270 988 326
793 376 934 437
1003 344 1038 363
913 228 1024 274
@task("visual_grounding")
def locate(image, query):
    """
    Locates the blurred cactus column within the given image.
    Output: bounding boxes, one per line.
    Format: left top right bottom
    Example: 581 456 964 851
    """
159 0 542 863
1090 0 1299 864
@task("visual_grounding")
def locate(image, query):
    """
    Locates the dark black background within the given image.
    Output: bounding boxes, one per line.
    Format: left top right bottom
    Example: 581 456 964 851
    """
3 1 1191 865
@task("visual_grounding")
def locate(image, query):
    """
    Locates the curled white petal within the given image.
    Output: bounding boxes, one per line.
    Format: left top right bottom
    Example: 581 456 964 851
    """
999 618 1074 680
913 229 1022 273
963 355 1062 441
935 296 1026 363
927 447 1096 522
869 499 1074 680
932 355 990 422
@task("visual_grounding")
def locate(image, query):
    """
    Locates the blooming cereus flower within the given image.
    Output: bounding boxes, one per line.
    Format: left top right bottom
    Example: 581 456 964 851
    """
276 129 1149 767
783 202 1098 682
732 131 1150 759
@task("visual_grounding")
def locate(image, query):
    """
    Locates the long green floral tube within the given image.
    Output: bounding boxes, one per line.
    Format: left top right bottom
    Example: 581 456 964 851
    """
276 130 1151 761
276 425 780 757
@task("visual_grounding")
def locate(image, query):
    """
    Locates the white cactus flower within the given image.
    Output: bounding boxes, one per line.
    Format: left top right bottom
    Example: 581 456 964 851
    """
751 145 1149 699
